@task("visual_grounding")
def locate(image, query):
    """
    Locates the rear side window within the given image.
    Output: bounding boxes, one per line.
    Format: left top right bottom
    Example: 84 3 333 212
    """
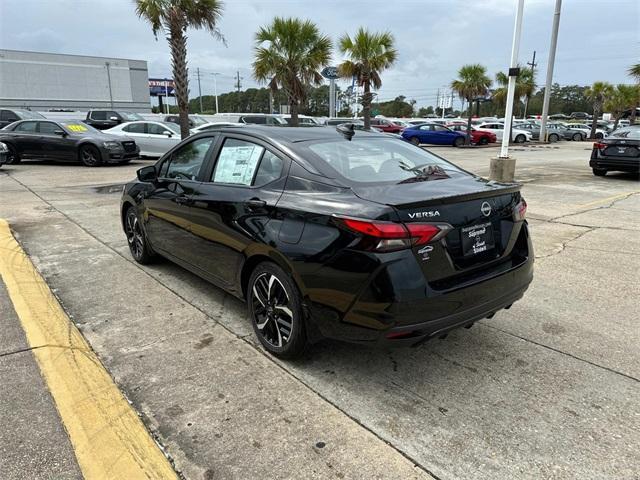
212 138 264 185
123 123 146 133
241 116 266 125
161 137 215 180
14 121 37 132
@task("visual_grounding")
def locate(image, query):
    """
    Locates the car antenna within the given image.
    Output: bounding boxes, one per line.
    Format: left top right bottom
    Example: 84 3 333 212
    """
336 123 355 141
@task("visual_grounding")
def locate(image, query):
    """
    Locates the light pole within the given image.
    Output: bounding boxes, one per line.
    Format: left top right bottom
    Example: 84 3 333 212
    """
105 62 114 109
539 0 562 143
211 72 220 114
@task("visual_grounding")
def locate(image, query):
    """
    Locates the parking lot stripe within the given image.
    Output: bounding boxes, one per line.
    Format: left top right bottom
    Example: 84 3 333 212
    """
0 219 177 480
577 190 640 209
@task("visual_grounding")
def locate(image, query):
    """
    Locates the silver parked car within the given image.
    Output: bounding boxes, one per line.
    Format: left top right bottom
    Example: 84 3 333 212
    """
104 121 182 158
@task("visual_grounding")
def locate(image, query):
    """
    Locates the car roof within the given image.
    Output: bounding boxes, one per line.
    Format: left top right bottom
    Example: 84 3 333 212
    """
201 124 382 144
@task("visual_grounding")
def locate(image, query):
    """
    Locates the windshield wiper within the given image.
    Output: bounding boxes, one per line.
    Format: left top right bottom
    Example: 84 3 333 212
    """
397 162 450 183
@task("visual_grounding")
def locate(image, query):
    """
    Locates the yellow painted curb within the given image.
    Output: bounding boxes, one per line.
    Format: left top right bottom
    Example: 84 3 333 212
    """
0 219 177 480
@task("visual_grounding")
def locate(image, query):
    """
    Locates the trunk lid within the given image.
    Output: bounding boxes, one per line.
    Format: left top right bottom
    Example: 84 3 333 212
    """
352 175 525 284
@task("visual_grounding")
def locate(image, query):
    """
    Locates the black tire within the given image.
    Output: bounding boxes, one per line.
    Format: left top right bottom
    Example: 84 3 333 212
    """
79 144 102 167
595 132 604 139
5 143 21 164
124 206 155 264
514 134 526 143
592 168 607 177
409 137 420 146
453 136 464 147
479 136 489 145
572 132 582 141
548 133 560 143
247 262 306 359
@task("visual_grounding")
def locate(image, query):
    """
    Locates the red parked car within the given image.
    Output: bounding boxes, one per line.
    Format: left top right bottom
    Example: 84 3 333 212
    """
369 118 404 134
446 124 497 145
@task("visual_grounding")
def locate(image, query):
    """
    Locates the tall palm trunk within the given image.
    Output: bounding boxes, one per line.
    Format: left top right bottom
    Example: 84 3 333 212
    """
465 97 473 146
362 73 372 130
289 98 299 126
631 104 638 125
168 20 190 139
590 104 600 139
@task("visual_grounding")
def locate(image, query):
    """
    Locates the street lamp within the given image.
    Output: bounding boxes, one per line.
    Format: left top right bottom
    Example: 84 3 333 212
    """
210 73 221 114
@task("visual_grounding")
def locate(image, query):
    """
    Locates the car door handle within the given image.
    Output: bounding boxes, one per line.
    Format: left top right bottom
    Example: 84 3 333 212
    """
247 198 266 208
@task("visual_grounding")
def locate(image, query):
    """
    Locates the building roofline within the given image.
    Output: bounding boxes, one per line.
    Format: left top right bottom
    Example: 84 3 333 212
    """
0 49 147 65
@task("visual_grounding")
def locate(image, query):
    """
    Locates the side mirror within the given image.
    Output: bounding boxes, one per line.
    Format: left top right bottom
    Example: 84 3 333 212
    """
137 165 157 183
162 130 173 137
53 129 67 136
110 116 119 122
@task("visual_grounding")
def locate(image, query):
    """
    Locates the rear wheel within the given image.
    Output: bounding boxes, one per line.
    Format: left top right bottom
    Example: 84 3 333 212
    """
514 134 526 143
548 133 560 143
79 144 102 167
410 137 420 146
479 136 489 145
595 132 604 139
248 262 306 359
572 132 583 141
124 206 155 264
592 168 607 177
453 136 464 147
5 144 20 164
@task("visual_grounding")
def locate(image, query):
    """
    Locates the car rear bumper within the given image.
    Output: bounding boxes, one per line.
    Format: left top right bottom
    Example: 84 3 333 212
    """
307 233 534 346
590 157 639 173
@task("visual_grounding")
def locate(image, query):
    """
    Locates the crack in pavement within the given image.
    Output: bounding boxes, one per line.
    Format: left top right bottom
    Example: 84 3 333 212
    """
548 191 640 223
535 226 597 259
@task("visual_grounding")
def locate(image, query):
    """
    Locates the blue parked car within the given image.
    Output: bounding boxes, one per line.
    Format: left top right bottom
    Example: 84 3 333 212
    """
402 123 466 147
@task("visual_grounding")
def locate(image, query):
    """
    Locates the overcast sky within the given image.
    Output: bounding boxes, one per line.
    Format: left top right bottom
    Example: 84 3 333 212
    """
1 0 638 108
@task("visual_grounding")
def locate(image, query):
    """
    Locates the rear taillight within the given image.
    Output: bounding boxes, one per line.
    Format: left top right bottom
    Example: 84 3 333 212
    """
337 217 448 252
593 142 607 150
513 198 527 221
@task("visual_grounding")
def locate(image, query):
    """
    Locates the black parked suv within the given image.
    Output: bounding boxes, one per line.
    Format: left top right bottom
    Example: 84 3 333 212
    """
0 109 45 129
85 110 144 130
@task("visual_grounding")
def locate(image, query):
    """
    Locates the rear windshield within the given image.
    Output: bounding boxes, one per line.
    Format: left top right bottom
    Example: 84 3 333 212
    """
17 110 45 119
306 137 463 183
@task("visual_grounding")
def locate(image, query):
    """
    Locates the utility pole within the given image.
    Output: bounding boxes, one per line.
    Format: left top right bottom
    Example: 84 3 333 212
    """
540 0 562 143
105 62 114 109
210 72 220 114
235 71 243 112
196 67 203 113
523 50 537 119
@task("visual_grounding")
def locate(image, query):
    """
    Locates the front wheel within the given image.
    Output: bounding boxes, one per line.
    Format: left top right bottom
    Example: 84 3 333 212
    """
479 136 489 145
548 133 560 143
124 207 155 264
409 137 420 146
595 132 604 139
572 132 583 141
248 262 306 359
79 144 102 167
453 136 464 147
5 144 20 164
514 134 526 143
592 168 607 177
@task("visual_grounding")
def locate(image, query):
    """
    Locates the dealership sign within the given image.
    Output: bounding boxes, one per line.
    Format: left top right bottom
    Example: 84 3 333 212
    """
149 78 175 96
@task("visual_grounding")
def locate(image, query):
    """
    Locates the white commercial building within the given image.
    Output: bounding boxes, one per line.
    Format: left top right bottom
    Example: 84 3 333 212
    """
0 49 150 112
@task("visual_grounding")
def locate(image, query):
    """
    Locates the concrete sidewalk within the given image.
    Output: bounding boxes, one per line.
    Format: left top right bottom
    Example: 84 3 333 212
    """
0 279 82 480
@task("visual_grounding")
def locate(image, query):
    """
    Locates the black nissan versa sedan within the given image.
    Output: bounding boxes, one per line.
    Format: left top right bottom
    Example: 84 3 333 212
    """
121 125 533 358
0 119 139 166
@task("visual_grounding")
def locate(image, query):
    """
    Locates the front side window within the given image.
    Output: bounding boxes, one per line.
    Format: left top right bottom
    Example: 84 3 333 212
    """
162 137 215 180
306 137 462 184
14 121 37 132
91 111 107 120
123 123 146 134
39 122 61 134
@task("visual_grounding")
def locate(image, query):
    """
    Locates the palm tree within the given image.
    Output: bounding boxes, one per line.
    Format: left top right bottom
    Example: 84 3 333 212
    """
585 82 612 138
136 0 224 139
604 84 638 130
628 63 640 82
451 64 492 145
338 28 397 130
494 66 536 117
253 17 332 127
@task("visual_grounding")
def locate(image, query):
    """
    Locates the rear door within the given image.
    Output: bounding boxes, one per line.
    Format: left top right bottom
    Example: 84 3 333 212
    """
416 124 436 144
142 136 217 259
11 121 40 157
185 135 287 290
122 122 150 154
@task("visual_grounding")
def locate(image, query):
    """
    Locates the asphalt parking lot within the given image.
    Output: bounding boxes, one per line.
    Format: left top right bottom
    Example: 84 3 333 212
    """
1 141 638 480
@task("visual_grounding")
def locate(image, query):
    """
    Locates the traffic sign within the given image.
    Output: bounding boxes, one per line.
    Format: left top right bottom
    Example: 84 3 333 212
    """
321 66 339 79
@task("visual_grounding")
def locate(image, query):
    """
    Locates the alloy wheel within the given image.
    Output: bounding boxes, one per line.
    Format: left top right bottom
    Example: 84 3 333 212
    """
81 146 100 166
251 273 293 348
125 211 145 260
